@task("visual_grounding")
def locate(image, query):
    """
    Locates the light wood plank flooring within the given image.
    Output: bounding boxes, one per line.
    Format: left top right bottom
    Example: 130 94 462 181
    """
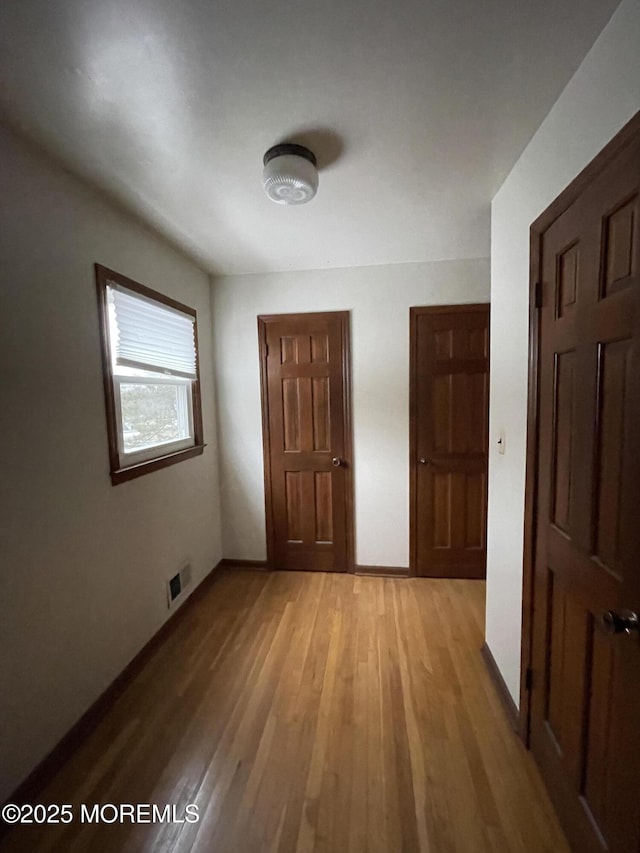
0 569 569 852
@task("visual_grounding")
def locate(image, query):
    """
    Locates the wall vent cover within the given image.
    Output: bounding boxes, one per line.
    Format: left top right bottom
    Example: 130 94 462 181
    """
167 563 192 609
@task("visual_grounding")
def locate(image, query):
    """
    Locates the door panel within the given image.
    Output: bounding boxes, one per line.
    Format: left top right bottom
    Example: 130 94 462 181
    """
259 312 352 572
411 305 490 578
529 123 640 853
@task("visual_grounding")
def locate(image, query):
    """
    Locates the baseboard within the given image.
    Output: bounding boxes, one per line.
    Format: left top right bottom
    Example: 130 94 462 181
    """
480 642 519 732
354 564 410 578
218 558 269 571
221 560 406 577
3 559 224 813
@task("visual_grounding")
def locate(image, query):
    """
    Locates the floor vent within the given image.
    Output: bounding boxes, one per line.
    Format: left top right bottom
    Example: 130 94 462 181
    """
167 563 192 609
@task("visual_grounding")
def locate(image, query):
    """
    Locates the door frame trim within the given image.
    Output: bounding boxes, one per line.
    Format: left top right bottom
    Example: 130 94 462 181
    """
409 303 490 577
520 110 640 744
257 311 355 573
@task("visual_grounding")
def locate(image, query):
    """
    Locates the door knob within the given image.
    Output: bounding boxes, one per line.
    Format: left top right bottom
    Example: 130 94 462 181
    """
601 610 640 636
332 457 343 467
419 458 431 465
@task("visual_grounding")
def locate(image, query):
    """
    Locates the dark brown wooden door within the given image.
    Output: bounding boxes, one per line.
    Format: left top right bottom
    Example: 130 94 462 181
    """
410 305 490 578
259 312 353 572
529 124 640 852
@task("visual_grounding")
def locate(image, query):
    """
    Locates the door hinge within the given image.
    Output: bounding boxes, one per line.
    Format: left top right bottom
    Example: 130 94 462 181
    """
534 281 543 309
263 343 269 358
525 666 533 691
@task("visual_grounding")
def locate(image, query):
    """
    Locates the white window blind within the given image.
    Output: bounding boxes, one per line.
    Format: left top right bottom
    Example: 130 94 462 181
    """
108 284 197 379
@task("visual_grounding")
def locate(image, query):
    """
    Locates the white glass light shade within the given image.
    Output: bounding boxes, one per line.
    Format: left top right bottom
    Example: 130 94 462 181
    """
262 147 318 205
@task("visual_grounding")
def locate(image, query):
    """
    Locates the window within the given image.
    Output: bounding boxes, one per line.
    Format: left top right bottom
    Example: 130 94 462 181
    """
95 264 204 484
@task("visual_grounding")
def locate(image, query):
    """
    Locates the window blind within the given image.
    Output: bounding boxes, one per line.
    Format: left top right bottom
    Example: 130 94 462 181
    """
108 284 197 379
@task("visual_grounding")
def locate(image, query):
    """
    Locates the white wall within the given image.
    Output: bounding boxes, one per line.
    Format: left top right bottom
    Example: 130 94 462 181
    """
0 124 222 801
212 260 490 567
486 0 640 704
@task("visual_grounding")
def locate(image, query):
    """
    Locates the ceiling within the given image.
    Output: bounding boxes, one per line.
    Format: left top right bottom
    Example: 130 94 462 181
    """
0 0 619 275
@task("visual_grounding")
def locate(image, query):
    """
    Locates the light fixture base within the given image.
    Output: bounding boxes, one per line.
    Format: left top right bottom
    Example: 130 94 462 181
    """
263 143 317 168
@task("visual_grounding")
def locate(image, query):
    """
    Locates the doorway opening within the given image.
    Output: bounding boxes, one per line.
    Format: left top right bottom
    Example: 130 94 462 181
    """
258 311 354 572
409 304 490 579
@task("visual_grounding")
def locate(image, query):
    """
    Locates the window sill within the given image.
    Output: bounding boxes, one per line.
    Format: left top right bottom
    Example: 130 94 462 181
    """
110 444 206 485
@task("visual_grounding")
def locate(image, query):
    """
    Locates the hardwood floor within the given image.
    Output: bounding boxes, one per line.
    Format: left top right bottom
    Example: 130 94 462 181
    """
1 569 569 852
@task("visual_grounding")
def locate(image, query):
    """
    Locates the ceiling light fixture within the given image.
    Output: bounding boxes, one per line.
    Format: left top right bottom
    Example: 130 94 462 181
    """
262 143 318 205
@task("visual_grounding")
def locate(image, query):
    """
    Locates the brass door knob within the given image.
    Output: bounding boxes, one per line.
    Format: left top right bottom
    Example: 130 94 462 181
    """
332 457 343 467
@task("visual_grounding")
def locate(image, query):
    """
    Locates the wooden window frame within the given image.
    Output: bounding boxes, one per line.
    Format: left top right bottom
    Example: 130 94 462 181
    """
95 264 205 485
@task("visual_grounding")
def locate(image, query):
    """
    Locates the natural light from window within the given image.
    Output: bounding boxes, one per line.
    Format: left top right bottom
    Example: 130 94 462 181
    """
106 284 196 465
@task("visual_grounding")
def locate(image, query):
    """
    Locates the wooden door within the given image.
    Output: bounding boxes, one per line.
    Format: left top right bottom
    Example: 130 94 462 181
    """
410 305 490 578
258 312 353 572
528 118 640 852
